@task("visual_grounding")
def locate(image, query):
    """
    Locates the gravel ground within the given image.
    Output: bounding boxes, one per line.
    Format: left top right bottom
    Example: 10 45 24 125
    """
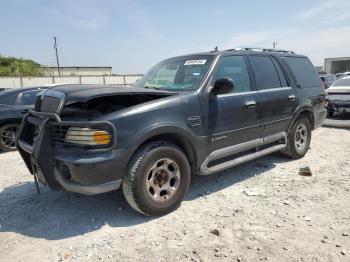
0 127 349 262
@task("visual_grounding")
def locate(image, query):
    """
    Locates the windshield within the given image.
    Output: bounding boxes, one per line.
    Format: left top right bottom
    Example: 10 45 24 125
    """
333 77 350 87
135 55 214 91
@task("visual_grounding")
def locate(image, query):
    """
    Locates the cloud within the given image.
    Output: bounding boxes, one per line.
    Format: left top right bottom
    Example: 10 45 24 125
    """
45 0 158 37
225 26 350 65
297 0 350 23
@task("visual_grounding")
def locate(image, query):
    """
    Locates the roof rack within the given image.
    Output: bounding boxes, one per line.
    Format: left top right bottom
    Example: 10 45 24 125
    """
226 47 295 54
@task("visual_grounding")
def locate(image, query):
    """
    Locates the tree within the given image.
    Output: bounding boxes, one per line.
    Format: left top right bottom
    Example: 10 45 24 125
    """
0 55 43 76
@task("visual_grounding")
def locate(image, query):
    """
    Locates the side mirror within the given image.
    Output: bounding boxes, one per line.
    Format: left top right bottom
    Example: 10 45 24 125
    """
212 77 234 95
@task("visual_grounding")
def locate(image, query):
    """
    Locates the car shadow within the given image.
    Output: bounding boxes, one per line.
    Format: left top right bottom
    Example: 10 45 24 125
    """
0 152 291 240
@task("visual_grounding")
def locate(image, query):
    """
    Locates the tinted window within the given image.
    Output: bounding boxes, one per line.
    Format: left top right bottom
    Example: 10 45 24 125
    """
250 56 282 90
283 57 321 88
213 55 251 93
272 58 289 86
15 90 39 105
0 94 17 105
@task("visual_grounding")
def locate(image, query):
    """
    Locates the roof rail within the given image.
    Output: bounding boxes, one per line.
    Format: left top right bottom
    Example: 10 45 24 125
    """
226 47 295 54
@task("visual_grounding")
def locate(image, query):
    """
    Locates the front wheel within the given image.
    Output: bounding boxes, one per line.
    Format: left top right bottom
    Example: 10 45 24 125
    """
122 141 191 216
283 116 312 159
0 123 20 152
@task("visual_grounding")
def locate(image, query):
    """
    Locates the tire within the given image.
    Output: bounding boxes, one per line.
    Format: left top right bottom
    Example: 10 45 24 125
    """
327 110 334 118
283 116 312 159
0 123 20 152
122 141 191 216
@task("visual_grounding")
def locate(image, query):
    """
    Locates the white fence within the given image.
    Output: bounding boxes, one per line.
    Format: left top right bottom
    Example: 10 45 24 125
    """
0 75 143 89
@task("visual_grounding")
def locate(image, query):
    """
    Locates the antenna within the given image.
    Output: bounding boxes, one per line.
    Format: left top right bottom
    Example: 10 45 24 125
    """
272 41 277 49
53 36 61 76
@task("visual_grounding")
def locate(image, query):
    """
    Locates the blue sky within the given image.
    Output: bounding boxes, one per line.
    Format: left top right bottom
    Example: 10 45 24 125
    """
1 0 350 73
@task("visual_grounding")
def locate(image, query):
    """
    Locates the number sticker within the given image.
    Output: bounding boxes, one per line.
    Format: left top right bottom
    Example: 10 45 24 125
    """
184 60 207 65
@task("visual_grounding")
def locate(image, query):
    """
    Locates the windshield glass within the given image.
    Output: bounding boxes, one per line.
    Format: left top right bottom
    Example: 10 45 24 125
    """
333 78 350 87
135 55 214 91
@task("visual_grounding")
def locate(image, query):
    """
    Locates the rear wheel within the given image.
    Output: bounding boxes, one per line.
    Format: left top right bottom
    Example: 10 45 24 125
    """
283 116 311 159
122 141 191 216
0 123 20 152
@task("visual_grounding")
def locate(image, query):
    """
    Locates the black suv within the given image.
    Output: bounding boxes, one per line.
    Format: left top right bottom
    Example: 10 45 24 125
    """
17 48 326 216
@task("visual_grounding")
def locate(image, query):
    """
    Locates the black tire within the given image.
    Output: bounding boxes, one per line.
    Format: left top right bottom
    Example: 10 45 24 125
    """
0 123 20 152
327 110 334 118
283 116 312 159
122 141 191 216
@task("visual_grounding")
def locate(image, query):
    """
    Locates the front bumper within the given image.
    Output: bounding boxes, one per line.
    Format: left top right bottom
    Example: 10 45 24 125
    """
17 110 134 195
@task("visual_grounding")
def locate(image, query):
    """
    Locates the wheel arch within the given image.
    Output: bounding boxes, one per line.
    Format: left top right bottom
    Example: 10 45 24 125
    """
0 118 22 128
129 126 200 172
288 106 315 134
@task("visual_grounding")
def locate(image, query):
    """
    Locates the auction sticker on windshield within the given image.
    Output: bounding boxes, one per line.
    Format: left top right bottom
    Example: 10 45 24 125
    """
184 60 207 65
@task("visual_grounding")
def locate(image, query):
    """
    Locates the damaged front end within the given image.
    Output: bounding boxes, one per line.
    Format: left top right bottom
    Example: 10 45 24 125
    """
16 86 175 194
61 92 174 120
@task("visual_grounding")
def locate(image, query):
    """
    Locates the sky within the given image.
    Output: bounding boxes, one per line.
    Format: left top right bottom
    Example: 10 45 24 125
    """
1 0 350 74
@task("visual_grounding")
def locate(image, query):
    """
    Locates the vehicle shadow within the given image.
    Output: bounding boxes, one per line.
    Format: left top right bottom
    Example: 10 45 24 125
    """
0 153 291 240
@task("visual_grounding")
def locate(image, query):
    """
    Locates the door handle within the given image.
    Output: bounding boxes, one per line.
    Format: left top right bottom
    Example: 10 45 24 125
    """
245 100 256 108
288 94 296 101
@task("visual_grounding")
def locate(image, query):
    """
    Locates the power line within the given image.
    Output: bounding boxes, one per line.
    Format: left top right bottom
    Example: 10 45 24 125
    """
53 36 61 76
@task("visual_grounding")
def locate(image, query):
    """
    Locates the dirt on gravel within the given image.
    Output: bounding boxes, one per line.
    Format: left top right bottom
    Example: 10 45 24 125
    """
0 127 349 262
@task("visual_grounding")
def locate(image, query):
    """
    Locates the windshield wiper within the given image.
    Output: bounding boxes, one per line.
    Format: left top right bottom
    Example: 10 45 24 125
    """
144 86 162 90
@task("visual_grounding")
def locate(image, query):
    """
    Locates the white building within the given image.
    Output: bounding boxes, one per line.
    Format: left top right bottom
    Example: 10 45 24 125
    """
42 66 112 76
324 57 350 74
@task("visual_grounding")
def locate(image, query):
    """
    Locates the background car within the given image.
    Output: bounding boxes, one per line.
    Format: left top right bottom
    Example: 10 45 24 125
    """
336 72 350 79
0 87 46 151
326 76 350 117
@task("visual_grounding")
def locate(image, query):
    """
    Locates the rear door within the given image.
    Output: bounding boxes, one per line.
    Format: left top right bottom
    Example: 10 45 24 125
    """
207 55 261 152
249 55 297 137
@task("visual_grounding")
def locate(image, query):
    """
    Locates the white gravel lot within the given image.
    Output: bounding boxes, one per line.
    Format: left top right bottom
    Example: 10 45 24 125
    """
0 127 349 262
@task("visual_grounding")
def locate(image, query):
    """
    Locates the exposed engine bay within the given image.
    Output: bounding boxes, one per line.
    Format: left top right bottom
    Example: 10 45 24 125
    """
60 93 173 120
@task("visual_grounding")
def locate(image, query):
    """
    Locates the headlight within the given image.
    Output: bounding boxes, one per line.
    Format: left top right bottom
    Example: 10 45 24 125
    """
64 127 112 146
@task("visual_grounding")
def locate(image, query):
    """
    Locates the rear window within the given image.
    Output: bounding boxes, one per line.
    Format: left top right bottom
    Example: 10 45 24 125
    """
333 78 350 87
283 57 321 88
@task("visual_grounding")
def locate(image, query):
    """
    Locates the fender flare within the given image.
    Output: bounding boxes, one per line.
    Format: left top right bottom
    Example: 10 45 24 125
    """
126 123 205 167
287 104 315 134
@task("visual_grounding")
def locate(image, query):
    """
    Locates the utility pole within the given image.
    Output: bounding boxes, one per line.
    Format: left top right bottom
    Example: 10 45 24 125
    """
272 41 277 49
53 36 61 76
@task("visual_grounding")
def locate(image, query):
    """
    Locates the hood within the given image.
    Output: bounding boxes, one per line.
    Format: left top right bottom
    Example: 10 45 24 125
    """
47 85 178 120
50 85 176 104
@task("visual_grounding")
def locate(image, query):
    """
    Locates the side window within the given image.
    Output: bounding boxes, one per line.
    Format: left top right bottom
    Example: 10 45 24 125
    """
213 55 251 93
283 57 321 88
272 58 289 87
15 90 39 106
250 55 282 90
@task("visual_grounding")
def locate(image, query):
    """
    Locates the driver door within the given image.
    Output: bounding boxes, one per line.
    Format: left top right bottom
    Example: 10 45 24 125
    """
207 55 261 153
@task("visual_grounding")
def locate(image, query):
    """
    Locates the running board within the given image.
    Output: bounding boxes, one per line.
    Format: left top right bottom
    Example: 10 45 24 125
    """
199 132 287 175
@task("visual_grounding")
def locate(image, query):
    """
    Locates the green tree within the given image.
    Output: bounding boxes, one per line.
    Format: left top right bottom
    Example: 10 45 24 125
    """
0 55 43 76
